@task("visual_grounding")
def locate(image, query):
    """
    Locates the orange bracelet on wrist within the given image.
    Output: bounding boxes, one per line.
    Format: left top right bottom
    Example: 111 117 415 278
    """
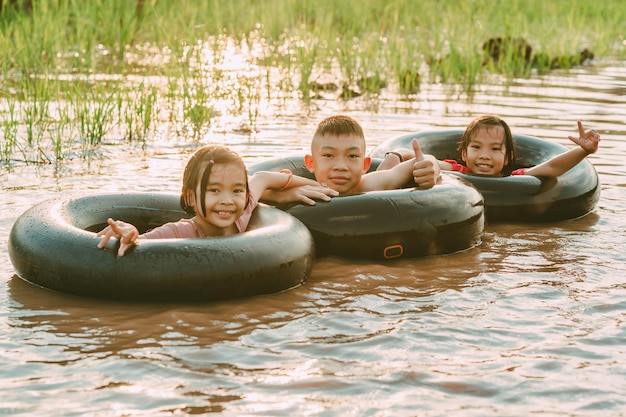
279 169 293 190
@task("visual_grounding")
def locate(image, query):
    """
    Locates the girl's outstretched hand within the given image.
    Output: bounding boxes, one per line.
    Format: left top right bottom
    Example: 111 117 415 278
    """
96 218 139 257
270 184 338 205
568 120 600 154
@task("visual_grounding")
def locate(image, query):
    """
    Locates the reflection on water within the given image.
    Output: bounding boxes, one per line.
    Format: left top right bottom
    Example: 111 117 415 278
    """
1 62 626 415
7 249 479 354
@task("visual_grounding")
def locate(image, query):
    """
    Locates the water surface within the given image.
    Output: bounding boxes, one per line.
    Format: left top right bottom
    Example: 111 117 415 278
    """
1 61 626 416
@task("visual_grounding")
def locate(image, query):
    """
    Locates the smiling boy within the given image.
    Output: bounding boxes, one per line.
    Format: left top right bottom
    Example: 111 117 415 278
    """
303 115 440 196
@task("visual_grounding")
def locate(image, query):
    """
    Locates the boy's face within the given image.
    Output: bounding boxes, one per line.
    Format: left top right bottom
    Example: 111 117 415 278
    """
304 134 371 195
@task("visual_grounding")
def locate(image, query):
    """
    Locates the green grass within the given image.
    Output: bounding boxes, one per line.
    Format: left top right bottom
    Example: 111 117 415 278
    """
0 0 624 163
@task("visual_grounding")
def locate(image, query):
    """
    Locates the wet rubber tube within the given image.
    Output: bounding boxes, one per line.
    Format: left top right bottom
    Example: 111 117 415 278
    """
8 193 315 301
370 130 600 222
249 159 485 260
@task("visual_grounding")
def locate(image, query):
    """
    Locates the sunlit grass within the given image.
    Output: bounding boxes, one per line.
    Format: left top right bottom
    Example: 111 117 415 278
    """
0 0 624 164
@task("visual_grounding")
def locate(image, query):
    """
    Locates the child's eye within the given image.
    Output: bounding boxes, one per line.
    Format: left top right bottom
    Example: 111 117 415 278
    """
349 154 360 159
322 153 333 158
207 188 220 193
234 188 246 194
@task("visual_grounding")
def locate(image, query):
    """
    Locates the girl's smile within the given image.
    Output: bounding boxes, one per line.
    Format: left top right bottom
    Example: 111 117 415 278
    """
462 125 508 176
191 163 248 236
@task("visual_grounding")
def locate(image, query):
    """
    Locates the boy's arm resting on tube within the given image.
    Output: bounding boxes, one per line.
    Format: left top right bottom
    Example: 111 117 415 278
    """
376 148 415 170
524 121 600 178
361 139 441 191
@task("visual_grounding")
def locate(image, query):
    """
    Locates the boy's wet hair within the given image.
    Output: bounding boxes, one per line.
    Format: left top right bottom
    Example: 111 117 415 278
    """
180 145 248 216
458 114 516 176
312 115 365 148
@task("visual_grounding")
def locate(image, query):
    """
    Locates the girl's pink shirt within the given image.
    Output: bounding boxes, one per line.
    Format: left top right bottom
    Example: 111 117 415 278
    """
140 193 259 239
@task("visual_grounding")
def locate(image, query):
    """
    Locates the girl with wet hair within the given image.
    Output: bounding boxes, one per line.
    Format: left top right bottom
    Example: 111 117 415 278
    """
179 145 248 218
440 115 600 177
457 115 516 176
97 145 335 257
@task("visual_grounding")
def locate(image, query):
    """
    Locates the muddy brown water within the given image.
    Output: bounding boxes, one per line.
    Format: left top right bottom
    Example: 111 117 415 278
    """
1 62 625 416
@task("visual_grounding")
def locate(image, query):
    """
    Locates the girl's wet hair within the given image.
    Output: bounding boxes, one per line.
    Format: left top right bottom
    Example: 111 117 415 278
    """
458 114 516 176
180 145 248 216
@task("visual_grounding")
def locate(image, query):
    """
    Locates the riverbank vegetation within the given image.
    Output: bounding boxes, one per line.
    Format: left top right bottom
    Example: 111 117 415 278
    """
1 0 624 164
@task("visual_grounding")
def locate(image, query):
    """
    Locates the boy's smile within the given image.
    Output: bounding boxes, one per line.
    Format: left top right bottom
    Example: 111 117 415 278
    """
304 135 371 195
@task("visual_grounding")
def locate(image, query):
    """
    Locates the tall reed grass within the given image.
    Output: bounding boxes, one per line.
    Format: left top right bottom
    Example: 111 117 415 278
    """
1 0 624 163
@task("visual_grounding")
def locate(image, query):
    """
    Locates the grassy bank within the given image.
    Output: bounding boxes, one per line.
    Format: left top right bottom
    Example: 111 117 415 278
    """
1 0 624 163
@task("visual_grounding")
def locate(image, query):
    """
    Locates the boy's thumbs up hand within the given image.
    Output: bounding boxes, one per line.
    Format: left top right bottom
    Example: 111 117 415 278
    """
412 138 424 162
411 138 440 190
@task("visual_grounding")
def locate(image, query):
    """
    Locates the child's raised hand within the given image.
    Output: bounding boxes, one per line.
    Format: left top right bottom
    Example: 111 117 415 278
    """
259 184 338 205
96 218 139 257
568 120 600 154
279 184 338 205
412 138 425 162
411 139 440 189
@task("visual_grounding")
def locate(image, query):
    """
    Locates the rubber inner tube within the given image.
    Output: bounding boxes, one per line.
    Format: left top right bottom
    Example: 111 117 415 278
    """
9 193 315 301
249 159 485 260
370 130 600 222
